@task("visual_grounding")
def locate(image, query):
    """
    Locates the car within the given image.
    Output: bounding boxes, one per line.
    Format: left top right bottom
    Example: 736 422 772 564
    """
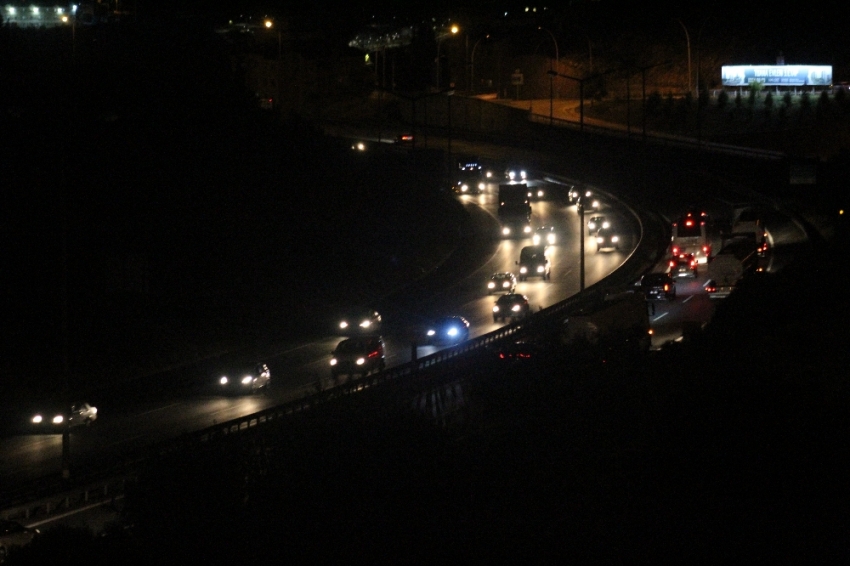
669 253 698 278
504 166 528 183
451 178 484 195
637 273 677 301
567 186 581 203
425 316 470 345
1 520 40 562
587 215 610 235
487 272 517 294
492 293 531 322
526 184 546 201
337 308 382 334
395 133 414 144
351 140 368 152
595 226 621 251
218 363 271 394
569 187 592 204
492 340 547 364
532 225 558 246
330 336 386 378
517 245 551 281
31 401 98 430
576 190 600 210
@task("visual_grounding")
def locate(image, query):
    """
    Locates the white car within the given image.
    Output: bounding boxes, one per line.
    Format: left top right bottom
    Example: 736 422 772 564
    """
31 401 98 429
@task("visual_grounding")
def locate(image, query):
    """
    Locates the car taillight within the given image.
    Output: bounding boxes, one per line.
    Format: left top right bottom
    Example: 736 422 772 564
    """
664 284 670 291
672 246 680 255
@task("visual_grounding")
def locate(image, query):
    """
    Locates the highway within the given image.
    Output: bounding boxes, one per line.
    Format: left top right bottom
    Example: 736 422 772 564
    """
0 168 638 492
0 136 813 537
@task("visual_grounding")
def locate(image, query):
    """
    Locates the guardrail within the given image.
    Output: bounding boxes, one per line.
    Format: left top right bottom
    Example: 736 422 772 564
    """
1 167 670 526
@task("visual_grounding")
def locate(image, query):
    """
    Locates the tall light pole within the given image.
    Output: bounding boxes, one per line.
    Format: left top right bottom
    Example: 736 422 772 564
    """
675 18 692 96
436 24 459 90
470 34 489 94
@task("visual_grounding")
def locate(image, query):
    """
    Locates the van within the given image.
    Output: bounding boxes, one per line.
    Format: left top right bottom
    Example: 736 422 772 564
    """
516 245 550 281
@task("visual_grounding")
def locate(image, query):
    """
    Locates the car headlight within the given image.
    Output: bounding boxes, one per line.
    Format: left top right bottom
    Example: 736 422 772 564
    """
220 376 229 385
520 170 527 179
508 171 516 180
502 227 511 235
611 236 619 243
461 184 469 192
602 221 610 229
536 266 544 273
241 375 253 385
493 306 500 313
447 327 458 337
512 305 521 312
32 415 43 424
427 330 436 336
523 225 531 233
548 234 555 243
478 182 486 190
52 415 64 425
359 320 371 328
537 190 544 197
339 321 349 329
588 222 596 230
520 267 528 274
502 281 511 288
356 357 366 365
488 282 496 289
592 200 600 208
596 236 603 243
533 235 541 245
330 358 338 366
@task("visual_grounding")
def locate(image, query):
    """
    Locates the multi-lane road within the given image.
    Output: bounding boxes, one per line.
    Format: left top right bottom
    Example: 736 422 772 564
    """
0 168 637 491
0 138 814 528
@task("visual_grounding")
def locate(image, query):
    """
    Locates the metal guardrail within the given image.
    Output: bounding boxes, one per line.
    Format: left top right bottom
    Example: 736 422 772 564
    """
1 161 670 525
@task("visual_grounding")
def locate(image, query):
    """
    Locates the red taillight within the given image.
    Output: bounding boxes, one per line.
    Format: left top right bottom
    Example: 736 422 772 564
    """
368 350 380 358
672 246 680 255
685 220 694 227
706 285 716 293
664 284 670 291
669 260 676 268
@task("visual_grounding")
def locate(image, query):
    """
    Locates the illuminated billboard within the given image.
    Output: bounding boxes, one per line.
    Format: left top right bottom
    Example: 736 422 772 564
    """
722 65 832 87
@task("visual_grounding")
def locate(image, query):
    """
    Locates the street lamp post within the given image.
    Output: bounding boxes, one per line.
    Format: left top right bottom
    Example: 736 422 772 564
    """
577 197 586 291
470 34 489 94
436 24 459 90
675 18 692 96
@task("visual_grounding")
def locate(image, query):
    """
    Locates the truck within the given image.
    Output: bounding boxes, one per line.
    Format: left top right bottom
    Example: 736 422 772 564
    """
560 291 651 355
670 211 711 264
498 183 532 238
731 206 769 256
705 234 763 299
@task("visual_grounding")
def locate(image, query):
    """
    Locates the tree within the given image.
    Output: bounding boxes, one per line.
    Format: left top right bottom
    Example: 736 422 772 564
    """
717 89 729 110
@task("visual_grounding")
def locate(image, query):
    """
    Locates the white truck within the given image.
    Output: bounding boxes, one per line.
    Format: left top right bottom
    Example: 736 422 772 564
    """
560 291 651 354
731 206 769 256
705 234 762 299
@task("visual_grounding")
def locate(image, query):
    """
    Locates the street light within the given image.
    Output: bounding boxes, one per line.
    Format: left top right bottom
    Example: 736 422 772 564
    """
264 18 281 60
436 24 459 90
470 34 489 94
675 18 692 96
